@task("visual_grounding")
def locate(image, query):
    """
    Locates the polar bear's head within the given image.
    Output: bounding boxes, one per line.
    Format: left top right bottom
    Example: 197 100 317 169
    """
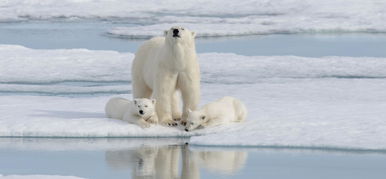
164 26 196 46
185 109 208 132
133 98 156 119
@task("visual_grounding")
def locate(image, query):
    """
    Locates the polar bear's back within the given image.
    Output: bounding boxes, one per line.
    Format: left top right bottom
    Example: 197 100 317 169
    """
132 37 165 89
209 96 247 122
232 98 247 122
133 37 164 66
134 37 165 59
105 97 132 119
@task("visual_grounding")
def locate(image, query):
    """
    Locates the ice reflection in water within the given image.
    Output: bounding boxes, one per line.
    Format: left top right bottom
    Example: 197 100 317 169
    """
105 144 247 179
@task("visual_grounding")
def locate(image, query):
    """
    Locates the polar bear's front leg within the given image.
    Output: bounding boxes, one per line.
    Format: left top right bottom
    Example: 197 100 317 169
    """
145 114 158 124
155 72 178 126
137 118 151 128
178 73 200 124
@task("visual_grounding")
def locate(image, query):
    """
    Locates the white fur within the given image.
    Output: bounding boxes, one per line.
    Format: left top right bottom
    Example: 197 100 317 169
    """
105 97 158 128
185 96 247 131
131 26 200 126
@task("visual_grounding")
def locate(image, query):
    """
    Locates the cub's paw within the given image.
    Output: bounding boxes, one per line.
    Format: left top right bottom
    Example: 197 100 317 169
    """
138 121 151 128
161 120 178 127
145 117 158 124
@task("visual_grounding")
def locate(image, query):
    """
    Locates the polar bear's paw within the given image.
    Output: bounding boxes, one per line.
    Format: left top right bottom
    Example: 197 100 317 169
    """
161 119 178 127
172 112 182 122
180 120 187 126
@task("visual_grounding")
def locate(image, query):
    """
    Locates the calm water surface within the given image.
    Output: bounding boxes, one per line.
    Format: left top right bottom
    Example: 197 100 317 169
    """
0 138 386 179
1 21 386 57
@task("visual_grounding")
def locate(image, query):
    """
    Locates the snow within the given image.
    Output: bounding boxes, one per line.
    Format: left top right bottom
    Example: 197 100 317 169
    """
0 1 385 37
0 175 86 179
190 81 386 150
0 95 227 137
0 45 132 83
1 45 386 150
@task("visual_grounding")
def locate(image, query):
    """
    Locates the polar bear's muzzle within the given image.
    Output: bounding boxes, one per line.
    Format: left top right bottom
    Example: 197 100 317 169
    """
172 29 180 38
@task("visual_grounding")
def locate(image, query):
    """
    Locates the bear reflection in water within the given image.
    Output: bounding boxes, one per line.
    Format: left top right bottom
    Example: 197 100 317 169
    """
105 145 247 179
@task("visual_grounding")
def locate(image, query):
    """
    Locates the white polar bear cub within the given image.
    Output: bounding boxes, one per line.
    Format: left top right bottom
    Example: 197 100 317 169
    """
131 26 200 127
105 97 158 128
184 96 247 131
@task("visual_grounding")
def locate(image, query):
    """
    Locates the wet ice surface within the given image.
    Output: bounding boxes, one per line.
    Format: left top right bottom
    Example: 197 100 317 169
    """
0 138 386 179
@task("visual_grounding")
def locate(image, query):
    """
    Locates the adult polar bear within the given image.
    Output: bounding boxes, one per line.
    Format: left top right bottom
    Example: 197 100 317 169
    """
132 26 200 126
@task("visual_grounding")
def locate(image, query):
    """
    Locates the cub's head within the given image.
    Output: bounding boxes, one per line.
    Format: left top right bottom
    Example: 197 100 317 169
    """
164 26 196 46
133 98 156 119
185 109 207 132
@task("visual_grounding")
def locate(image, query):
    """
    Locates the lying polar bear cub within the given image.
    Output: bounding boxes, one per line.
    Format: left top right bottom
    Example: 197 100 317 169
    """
184 96 247 131
105 97 158 128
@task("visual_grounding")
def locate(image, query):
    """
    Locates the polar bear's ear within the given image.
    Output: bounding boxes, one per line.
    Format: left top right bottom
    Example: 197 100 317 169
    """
151 99 156 104
191 31 196 38
164 30 168 36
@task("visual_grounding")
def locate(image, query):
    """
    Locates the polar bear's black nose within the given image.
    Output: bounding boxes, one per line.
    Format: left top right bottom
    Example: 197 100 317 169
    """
173 29 179 35
185 128 189 132
139 110 144 115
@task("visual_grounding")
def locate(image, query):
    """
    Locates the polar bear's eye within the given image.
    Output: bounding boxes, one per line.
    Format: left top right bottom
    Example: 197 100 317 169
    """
138 105 140 108
190 122 194 125
181 28 185 30
144 105 148 108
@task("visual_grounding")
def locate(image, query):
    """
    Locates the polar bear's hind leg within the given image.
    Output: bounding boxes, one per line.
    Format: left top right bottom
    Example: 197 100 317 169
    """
132 78 152 98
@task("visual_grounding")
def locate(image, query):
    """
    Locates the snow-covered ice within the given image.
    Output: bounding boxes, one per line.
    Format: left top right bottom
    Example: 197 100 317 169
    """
0 95 231 137
0 0 386 37
191 81 386 150
2 44 386 85
0 45 132 83
1 45 386 150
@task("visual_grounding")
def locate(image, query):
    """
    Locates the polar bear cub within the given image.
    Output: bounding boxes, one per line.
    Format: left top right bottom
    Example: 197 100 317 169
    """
184 96 247 131
105 97 158 128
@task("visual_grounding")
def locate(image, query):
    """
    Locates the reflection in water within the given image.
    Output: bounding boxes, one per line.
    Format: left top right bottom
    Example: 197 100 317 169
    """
105 145 247 179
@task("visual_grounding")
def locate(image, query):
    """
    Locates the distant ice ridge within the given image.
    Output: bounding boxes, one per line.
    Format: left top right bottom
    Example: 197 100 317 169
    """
108 21 386 39
0 0 385 36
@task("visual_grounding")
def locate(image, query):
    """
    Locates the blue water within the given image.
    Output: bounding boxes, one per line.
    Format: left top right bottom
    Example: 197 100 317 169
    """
1 21 386 57
0 138 385 179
